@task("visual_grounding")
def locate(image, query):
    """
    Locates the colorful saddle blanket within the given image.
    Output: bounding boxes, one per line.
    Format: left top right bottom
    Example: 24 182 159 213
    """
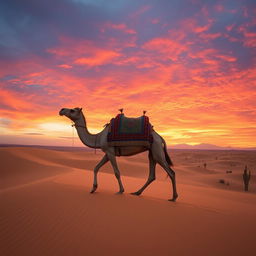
107 114 153 147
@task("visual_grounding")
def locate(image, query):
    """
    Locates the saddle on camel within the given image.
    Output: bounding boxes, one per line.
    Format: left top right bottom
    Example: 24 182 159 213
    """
107 109 153 149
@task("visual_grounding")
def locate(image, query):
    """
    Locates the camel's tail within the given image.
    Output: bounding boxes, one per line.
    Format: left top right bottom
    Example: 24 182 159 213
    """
162 138 173 167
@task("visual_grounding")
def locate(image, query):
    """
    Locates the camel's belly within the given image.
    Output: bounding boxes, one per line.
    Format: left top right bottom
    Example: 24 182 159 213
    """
115 146 148 156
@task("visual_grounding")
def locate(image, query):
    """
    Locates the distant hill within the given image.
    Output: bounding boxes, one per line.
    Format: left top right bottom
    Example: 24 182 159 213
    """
0 144 90 152
170 143 256 150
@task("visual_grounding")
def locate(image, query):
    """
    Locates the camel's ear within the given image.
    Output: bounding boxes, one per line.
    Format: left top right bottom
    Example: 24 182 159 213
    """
79 108 82 112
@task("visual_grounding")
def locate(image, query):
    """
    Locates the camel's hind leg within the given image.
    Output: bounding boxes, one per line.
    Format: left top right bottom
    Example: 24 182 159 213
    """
151 140 178 201
131 150 156 196
90 154 109 193
158 160 178 201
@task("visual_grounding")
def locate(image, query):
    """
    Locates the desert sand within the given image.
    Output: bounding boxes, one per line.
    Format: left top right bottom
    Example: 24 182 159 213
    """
1 146 256 256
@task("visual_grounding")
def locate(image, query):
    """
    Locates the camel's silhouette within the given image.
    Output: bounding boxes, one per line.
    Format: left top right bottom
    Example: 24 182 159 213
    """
59 107 178 201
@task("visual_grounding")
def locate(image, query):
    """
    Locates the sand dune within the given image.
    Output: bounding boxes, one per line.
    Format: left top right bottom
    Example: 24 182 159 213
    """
1 147 256 256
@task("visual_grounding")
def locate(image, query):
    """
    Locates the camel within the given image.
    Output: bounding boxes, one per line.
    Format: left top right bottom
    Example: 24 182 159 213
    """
59 107 178 201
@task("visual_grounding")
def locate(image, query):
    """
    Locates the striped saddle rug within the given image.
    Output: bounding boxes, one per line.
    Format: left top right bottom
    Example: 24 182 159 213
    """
107 114 153 147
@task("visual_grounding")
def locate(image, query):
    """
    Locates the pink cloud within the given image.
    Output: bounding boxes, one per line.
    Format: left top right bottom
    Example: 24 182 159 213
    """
226 24 235 32
130 5 151 19
189 48 216 59
216 55 237 62
74 50 120 67
142 38 187 61
199 32 222 40
243 31 256 47
58 64 72 69
47 38 121 67
0 88 33 111
151 18 160 24
194 24 211 33
180 18 213 34
102 22 136 34
238 23 256 48
214 4 224 12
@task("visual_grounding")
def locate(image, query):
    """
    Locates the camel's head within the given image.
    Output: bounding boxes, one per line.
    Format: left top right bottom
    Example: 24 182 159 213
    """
59 107 83 122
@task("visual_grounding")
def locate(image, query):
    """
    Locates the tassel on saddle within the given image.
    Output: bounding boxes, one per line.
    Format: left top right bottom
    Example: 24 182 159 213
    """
118 108 147 115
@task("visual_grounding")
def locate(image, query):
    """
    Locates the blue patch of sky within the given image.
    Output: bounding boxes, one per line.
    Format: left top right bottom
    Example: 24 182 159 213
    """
0 75 17 81
213 36 254 69
0 0 119 58
0 103 16 111
0 117 12 126
2 80 49 95
71 0 128 11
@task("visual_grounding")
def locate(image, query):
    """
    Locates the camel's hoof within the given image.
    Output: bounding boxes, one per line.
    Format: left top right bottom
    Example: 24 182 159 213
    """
90 185 97 193
168 194 178 202
116 191 124 194
131 192 141 196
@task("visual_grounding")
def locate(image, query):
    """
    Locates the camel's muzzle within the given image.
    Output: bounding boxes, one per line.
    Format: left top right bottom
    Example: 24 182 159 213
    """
59 108 65 116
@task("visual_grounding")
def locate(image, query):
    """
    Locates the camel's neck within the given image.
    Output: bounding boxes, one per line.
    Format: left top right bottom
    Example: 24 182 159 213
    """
74 115 101 149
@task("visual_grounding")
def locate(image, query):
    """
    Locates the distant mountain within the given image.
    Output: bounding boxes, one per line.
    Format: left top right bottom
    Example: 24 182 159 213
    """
170 143 256 150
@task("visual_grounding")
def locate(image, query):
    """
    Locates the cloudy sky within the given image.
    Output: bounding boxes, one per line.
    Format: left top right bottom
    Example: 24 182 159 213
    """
0 0 255 147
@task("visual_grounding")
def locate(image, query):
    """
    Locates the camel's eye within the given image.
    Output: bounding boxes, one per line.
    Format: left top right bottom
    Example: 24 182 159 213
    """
70 109 75 113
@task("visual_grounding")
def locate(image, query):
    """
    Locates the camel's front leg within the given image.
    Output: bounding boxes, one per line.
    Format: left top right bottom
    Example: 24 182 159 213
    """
131 151 156 196
107 153 124 194
90 154 109 193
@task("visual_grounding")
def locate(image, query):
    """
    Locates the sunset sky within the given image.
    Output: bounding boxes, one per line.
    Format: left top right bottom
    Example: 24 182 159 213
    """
0 0 256 148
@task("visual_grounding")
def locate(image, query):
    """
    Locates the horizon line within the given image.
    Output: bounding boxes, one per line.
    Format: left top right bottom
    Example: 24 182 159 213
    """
1 143 255 151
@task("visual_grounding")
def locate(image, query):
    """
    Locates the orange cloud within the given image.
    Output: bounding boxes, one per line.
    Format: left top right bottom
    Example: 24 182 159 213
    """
48 38 121 67
58 64 72 69
74 50 120 67
216 55 236 62
142 38 187 60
